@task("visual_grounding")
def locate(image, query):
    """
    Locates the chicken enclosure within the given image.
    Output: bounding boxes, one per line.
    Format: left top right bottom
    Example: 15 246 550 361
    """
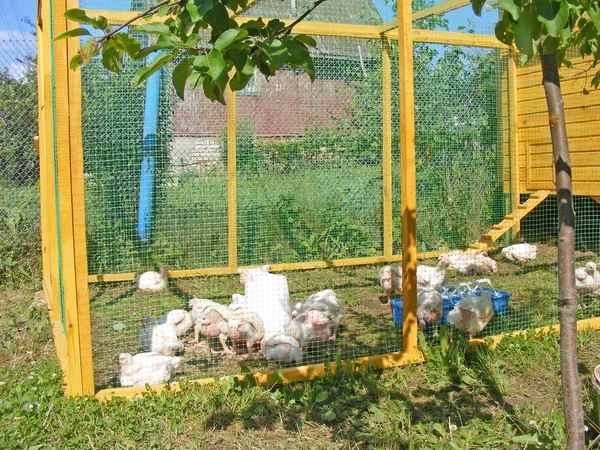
36 0 600 397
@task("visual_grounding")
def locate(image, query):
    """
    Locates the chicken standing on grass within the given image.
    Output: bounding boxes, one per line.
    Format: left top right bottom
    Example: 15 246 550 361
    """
292 289 344 341
228 306 265 356
135 265 168 291
260 332 303 364
158 309 193 337
286 309 331 350
417 260 448 290
379 265 402 307
575 261 600 295
139 314 185 356
417 288 443 333
189 298 234 355
118 352 181 387
447 291 494 338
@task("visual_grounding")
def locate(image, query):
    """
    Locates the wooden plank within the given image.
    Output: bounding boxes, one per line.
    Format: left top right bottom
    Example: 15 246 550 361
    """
516 56 596 76
397 0 418 356
66 0 95 396
412 0 471 21
519 121 600 142
226 88 238 270
403 29 508 48
508 52 520 240
519 89 600 116
518 75 593 101
529 166 600 181
517 60 597 89
382 37 393 259
519 105 600 129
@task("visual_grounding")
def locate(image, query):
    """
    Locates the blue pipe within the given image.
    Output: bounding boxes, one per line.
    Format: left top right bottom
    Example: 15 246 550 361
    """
137 51 162 245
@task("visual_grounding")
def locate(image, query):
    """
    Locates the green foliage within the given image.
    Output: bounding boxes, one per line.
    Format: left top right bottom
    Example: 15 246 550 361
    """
58 1 319 104
473 0 600 87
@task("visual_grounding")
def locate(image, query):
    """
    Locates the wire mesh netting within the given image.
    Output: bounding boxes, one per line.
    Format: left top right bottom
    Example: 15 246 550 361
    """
0 37 40 285
36 1 600 392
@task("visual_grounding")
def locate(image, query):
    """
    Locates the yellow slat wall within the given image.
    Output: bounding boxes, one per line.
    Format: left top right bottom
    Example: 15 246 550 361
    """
516 56 600 195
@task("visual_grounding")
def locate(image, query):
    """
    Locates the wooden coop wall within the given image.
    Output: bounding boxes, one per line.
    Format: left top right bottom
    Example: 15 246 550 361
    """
515 58 600 199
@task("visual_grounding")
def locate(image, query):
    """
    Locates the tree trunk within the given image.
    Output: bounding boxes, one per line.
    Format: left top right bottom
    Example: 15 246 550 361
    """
540 51 584 449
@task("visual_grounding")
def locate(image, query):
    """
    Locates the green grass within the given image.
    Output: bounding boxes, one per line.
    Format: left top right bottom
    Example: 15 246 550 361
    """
3 281 600 449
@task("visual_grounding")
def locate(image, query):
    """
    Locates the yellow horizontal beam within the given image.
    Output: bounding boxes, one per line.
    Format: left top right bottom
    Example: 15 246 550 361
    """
95 350 426 400
95 316 600 399
83 9 382 38
400 29 509 48
412 0 472 21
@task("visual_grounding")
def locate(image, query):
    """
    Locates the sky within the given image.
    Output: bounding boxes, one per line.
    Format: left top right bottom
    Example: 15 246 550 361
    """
0 0 500 78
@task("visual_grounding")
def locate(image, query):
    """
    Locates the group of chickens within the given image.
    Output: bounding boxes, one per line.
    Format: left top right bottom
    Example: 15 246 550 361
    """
119 265 344 387
379 243 539 337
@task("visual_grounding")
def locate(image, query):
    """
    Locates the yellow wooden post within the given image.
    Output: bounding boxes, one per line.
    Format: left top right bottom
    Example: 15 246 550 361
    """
382 37 393 259
49 0 95 396
397 0 419 355
507 51 521 241
227 88 238 270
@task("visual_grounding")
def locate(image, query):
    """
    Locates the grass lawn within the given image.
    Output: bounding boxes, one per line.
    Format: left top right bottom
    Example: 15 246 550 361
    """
2 245 600 448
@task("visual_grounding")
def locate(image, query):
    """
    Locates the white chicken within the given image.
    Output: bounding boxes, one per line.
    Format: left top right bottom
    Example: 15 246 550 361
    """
139 315 184 356
260 331 303 364
379 265 403 307
135 265 168 291
158 309 193 337
118 352 181 387
286 309 331 350
417 260 448 290
501 243 538 262
234 266 292 334
417 288 443 332
438 250 497 275
228 305 265 356
189 298 234 355
447 291 494 337
575 262 600 295
292 289 344 340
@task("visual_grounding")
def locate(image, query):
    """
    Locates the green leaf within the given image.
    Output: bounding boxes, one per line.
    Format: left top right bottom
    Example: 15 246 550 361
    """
265 19 286 39
541 35 560 53
187 71 205 89
186 0 212 22
499 0 522 21
133 23 172 36
581 0 600 32
206 49 228 81
214 29 249 51
432 422 444 435
225 47 248 73
111 33 141 57
112 322 126 331
495 18 514 46
206 1 230 33
535 0 569 37
133 52 176 87
368 404 385 423
54 27 91 41
294 34 317 47
134 45 163 60
64 8 93 24
80 38 98 64
472 0 487 16
101 46 123 73
321 410 336 422
514 8 536 57
90 15 109 31
157 3 171 16
512 433 540 444
240 18 265 36
348 417 365 427
285 39 315 81
315 391 328 403
591 70 600 88
172 58 192 100
69 53 83 70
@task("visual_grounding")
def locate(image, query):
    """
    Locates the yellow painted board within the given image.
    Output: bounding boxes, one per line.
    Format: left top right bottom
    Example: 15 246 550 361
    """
519 122 600 142
519 90 600 116
381 37 393 258
397 0 419 356
405 29 508 48
518 76 596 101
96 351 426 400
412 0 471 21
516 56 597 77
66 0 95 396
226 88 238 270
529 166 600 182
528 149 600 166
519 105 600 129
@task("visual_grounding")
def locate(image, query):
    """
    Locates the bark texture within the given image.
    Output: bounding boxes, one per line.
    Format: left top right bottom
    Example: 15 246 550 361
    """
540 51 584 449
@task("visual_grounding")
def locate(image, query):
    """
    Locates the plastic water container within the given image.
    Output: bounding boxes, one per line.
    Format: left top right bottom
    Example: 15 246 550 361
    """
470 278 511 316
439 284 469 325
390 298 403 325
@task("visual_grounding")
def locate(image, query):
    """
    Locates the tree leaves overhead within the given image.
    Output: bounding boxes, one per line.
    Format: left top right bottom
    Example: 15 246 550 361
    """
472 0 600 88
58 0 322 103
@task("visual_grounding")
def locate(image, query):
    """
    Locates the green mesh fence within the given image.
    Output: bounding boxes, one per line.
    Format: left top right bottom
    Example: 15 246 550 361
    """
65 2 600 391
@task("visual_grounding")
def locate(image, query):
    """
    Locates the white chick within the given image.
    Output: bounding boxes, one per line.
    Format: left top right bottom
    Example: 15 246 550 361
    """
292 289 344 340
417 288 443 332
474 252 498 273
139 315 184 356
447 291 494 337
118 352 181 387
501 243 537 262
286 309 331 350
235 266 292 333
417 260 448 290
158 309 193 337
260 331 303 364
575 262 600 295
189 298 234 355
228 306 265 356
379 265 403 307
135 264 168 291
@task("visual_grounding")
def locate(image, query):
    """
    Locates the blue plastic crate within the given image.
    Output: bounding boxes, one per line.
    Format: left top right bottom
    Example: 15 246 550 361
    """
391 294 459 326
474 288 511 316
390 298 403 325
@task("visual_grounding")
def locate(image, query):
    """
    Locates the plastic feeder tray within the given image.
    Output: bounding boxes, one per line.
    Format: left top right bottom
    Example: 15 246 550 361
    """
470 279 511 316
391 286 463 327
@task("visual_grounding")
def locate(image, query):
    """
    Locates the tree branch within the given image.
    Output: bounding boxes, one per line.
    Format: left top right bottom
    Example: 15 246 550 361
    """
283 0 330 35
97 0 171 45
